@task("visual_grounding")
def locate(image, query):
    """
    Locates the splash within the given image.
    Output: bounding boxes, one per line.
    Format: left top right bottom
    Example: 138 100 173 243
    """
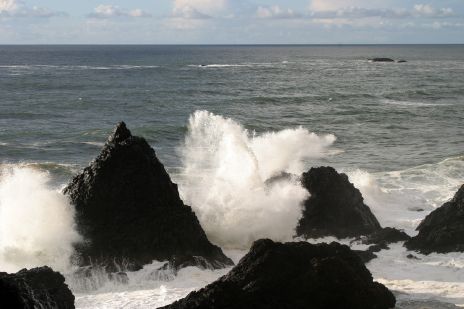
0 166 81 273
179 110 336 249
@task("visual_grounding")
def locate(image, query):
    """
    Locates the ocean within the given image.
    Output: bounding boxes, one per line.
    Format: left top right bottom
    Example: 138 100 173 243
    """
0 45 463 308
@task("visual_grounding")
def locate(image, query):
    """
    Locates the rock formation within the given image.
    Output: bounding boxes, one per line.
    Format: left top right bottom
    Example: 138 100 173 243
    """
0 266 74 309
405 184 464 254
371 58 395 62
65 122 233 271
360 227 411 246
296 166 382 239
160 239 396 309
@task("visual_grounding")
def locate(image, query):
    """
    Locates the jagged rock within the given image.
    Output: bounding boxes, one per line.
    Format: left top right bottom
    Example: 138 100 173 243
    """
371 58 395 62
160 239 395 309
0 266 74 309
354 250 378 263
296 166 381 239
360 227 411 245
405 185 464 254
65 122 233 271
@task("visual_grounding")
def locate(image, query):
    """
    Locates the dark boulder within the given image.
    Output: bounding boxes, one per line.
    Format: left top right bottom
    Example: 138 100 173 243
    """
296 166 381 239
405 184 464 254
160 239 395 309
64 122 233 271
360 227 411 246
397 60 407 63
0 266 74 309
371 58 395 62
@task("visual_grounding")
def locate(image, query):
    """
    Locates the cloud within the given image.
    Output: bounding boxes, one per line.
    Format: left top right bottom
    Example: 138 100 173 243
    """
0 0 18 13
89 4 151 19
256 5 301 19
308 3 457 20
173 0 228 16
0 0 64 18
413 4 454 17
172 5 210 19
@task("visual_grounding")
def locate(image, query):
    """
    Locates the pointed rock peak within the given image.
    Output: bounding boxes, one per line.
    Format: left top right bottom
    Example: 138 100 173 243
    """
107 121 132 144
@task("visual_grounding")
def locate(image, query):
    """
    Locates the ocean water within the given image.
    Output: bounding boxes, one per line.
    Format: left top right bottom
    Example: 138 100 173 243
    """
0 45 463 308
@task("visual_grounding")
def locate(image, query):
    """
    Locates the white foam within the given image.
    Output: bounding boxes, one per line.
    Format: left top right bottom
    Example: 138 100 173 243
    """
178 110 336 249
0 166 81 273
344 156 464 234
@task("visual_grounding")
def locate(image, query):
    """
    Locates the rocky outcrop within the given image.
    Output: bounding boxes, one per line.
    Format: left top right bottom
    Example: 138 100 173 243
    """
405 184 464 254
160 239 395 309
360 227 411 246
65 122 233 271
0 266 74 309
296 166 381 239
371 58 395 62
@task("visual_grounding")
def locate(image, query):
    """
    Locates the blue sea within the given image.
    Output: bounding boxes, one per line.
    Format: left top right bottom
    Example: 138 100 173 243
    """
0 45 463 308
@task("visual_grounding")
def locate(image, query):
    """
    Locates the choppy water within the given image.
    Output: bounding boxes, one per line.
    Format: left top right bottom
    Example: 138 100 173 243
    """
0 45 463 308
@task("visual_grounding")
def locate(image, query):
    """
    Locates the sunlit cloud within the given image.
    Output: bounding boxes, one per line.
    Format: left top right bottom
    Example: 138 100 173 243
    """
89 4 151 19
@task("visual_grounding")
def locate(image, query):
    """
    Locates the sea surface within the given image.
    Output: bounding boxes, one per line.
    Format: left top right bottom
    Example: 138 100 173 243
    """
0 45 463 308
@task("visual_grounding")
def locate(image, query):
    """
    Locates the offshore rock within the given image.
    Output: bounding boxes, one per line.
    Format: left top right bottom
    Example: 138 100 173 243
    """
0 266 74 309
371 58 395 62
296 166 382 239
405 184 464 254
360 227 411 246
64 122 233 271
161 239 396 309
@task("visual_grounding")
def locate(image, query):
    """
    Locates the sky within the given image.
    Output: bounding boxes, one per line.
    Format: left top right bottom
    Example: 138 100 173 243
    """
0 0 463 44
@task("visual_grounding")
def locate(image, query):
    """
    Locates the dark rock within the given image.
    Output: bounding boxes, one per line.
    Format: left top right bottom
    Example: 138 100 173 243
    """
368 243 389 253
361 227 411 245
406 254 420 260
371 58 395 62
405 185 464 254
408 207 425 212
0 266 75 309
161 239 395 309
354 250 378 263
65 122 233 271
353 243 388 263
296 166 381 239
397 60 407 63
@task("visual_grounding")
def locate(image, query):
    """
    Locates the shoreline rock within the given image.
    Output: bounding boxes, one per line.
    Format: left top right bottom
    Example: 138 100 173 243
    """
296 166 382 239
0 266 74 309
65 122 233 272
160 239 396 309
405 184 464 254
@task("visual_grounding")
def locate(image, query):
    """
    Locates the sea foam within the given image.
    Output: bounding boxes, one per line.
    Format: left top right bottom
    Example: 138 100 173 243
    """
179 110 336 249
0 166 81 273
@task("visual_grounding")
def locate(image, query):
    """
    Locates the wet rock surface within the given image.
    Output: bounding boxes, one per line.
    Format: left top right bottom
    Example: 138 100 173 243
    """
405 184 464 254
161 239 396 309
0 266 75 309
296 166 382 239
65 122 233 271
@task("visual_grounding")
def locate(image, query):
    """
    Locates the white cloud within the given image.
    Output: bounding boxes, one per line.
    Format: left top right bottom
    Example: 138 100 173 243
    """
0 0 18 13
0 0 65 18
89 4 151 18
173 0 228 16
413 4 454 17
309 0 375 12
256 5 300 19
172 5 210 19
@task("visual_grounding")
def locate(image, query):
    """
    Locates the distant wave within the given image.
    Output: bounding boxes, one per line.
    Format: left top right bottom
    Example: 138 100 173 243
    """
188 62 284 68
0 65 159 71
382 99 452 107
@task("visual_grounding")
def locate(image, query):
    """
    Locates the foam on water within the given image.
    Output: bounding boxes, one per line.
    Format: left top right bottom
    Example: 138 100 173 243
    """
0 166 81 273
178 110 336 248
345 156 464 234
